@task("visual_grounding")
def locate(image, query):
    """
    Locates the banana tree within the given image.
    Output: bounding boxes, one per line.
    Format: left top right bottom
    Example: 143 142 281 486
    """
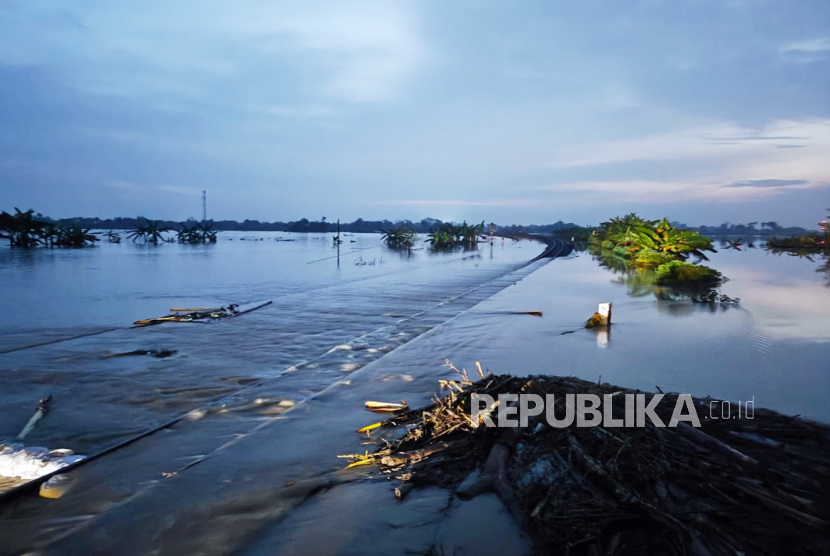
52 225 100 247
459 220 485 246
198 222 217 243
104 230 121 243
128 217 171 244
633 218 716 260
0 208 50 247
382 227 417 249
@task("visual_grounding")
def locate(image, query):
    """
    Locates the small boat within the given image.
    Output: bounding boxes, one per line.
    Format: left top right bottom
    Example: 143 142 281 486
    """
133 300 272 327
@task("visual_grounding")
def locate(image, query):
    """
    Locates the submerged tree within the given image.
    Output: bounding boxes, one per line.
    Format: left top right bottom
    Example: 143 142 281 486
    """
177 222 218 244
103 230 121 243
0 208 51 247
426 221 485 249
381 227 417 249
589 213 729 304
50 225 100 247
128 217 172 245
0 208 101 248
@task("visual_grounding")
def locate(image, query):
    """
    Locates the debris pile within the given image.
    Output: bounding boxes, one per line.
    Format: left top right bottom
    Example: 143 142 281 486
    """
342 364 830 555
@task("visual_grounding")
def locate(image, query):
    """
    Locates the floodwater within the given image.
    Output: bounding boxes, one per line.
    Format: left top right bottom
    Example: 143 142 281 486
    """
459 245 830 422
0 234 827 555
0 232 538 454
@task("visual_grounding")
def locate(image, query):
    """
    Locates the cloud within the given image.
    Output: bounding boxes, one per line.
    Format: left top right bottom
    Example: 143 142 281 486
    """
105 180 197 196
107 180 138 190
779 38 830 63
257 105 334 118
538 175 820 206
725 179 808 188
380 198 544 208
156 184 199 196
780 38 830 54
542 120 829 170
1 0 829 227
711 136 808 142
0 1 427 105
538 119 830 204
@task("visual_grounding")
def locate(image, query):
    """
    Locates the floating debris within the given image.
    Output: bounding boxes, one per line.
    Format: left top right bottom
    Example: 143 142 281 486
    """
102 349 177 359
133 300 271 327
364 401 409 413
692 291 741 305
0 444 85 483
341 371 830 555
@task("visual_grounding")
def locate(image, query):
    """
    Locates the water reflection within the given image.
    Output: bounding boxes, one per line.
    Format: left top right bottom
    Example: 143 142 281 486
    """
764 246 830 288
595 326 610 348
601 261 740 310
819 257 830 287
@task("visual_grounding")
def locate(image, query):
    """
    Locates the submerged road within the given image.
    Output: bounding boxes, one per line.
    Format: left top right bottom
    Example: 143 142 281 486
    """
0 239 573 555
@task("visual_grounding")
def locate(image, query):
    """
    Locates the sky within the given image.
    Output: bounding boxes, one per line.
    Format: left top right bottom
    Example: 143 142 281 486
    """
0 0 828 227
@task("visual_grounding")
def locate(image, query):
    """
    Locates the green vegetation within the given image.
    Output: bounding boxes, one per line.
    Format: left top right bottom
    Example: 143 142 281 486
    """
633 249 676 270
177 222 218 244
426 221 485 249
127 217 172 244
50 225 100 247
590 215 716 264
764 210 827 255
0 208 50 247
764 210 829 287
381 227 417 250
103 231 121 243
589 213 730 303
654 260 723 287
0 208 99 247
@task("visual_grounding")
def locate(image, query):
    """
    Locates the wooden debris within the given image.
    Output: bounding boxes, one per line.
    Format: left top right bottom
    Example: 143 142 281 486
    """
395 482 414 499
340 372 830 555
364 401 408 413
356 422 383 434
